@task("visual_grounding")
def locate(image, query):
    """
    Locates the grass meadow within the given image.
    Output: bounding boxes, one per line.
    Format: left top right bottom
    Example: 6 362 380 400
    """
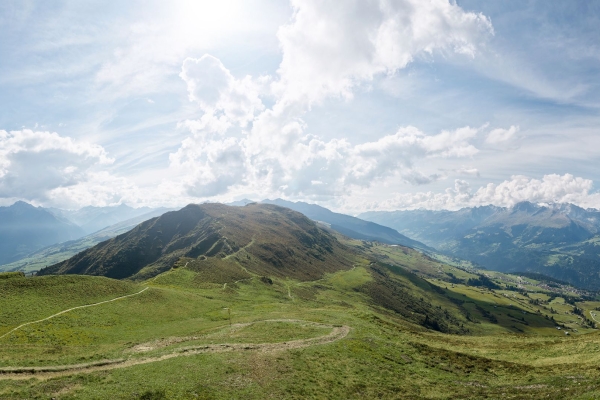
1 243 600 398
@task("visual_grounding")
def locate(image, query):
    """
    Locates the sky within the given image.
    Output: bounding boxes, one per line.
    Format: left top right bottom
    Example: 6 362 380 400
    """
1 0 600 212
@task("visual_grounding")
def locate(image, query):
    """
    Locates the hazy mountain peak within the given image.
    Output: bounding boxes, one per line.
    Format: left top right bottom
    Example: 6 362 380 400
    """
261 199 430 250
8 200 36 210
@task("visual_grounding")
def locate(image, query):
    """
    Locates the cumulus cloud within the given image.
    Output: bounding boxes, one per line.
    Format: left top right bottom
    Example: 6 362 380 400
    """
169 136 247 197
275 0 493 105
0 130 115 202
168 122 482 200
46 171 141 209
180 55 266 128
486 125 519 144
372 174 600 211
10 1 494 208
167 1 494 203
345 125 479 186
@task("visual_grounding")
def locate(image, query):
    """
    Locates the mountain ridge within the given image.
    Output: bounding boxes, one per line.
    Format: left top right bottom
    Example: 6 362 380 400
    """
39 203 354 281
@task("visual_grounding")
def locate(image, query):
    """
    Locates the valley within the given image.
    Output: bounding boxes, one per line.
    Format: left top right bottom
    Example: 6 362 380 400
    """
360 202 600 290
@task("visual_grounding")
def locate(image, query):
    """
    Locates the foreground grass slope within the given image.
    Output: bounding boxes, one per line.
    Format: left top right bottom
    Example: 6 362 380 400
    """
3 240 600 398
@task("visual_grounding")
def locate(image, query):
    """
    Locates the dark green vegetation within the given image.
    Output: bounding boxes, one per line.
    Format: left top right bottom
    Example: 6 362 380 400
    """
0 208 171 274
3 204 600 398
361 201 600 290
262 198 430 250
0 201 83 265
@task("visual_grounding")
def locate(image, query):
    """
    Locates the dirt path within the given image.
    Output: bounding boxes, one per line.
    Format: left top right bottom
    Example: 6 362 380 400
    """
590 311 599 324
224 237 255 260
0 320 350 380
0 287 149 341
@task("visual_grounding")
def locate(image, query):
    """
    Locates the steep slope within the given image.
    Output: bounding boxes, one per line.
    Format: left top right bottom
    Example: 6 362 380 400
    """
0 208 173 273
360 202 600 289
262 199 430 250
0 202 84 265
39 203 353 280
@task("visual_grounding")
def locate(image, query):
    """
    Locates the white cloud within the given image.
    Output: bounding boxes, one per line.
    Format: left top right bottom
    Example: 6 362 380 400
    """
486 125 519 144
167 122 482 200
472 174 599 208
46 171 141 209
0 130 115 202
1 1 497 209
274 0 493 106
0 130 158 209
453 166 480 177
346 125 479 186
180 55 266 128
168 136 247 197
163 1 494 204
371 174 600 211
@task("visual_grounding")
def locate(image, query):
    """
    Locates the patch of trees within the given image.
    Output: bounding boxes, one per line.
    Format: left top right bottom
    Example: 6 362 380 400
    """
446 272 464 284
466 274 500 289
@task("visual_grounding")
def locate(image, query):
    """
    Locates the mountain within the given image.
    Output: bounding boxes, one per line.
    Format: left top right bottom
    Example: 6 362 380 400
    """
261 199 430 250
0 208 173 273
48 204 159 235
0 201 84 265
39 203 354 280
360 202 600 289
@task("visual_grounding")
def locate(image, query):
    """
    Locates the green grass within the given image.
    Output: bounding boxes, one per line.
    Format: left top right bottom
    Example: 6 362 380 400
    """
0 275 140 335
3 242 600 398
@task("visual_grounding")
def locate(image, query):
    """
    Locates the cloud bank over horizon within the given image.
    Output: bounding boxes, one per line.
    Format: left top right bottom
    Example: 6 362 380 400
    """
1 1 600 212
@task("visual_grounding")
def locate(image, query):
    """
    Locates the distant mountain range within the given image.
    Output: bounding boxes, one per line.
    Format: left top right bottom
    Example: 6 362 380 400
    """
0 201 84 265
360 202 600 290
258 199 430 250
0 201 167 271
48 204 159 235
0 208 172 273
12 197 600 290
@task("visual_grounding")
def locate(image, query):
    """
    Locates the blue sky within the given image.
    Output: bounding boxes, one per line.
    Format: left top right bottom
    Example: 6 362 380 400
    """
1 0 599 212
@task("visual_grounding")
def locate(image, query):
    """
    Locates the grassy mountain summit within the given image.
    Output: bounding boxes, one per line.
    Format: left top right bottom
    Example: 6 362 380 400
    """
39 203 354 281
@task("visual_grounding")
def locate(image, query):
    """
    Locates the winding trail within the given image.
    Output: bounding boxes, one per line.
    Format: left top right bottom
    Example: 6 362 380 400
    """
590 311 599 324
0 287 149 341
0 320 350 380
224 237 255 260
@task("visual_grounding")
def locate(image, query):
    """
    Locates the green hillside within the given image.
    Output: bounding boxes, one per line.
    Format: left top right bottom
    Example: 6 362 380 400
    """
2 228 600 398
39 203 353 281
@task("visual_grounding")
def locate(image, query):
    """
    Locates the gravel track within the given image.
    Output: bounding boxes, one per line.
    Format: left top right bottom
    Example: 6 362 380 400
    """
0 319 350 380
